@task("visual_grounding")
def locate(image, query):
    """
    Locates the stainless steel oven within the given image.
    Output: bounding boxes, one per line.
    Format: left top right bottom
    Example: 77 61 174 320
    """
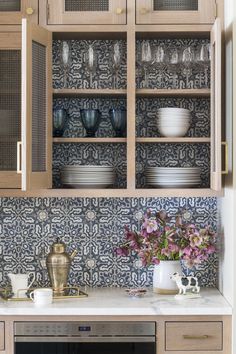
15 321 156 354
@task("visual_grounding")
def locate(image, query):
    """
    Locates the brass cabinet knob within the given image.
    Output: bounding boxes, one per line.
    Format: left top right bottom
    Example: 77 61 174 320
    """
26 7 34 15
140 7 149 15
116 8 124 15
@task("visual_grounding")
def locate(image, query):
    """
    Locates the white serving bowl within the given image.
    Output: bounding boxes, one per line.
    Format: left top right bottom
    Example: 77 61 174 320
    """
158 125 190 137
158 108 190 113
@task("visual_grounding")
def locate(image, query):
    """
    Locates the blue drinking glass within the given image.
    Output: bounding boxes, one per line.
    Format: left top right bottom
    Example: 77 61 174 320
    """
53 109 68 137
80 109 102 137
109 108 127 137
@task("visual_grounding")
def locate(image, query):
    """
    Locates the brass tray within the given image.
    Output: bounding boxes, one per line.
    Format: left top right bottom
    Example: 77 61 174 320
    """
0 286 88 302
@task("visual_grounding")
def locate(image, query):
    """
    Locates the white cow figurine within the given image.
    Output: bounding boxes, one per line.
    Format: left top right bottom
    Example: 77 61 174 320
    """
171 272 200 295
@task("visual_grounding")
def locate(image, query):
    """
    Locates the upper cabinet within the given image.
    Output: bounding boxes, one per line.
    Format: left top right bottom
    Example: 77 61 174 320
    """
0 0 38 24
21 19 52 191
136 0 216 25
44 0 127 26
0 31 21 188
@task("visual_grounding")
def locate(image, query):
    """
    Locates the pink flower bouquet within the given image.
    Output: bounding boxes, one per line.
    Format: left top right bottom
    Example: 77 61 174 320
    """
116 210 216 268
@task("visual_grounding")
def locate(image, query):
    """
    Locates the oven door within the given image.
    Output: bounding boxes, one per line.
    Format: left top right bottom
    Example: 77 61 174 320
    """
15 337 156 354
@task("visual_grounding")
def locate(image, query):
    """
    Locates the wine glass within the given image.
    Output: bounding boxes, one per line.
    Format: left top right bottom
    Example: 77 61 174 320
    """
110 41 122 89
153 44 166 88
182 46 195 89
196 43 211 88
84 44 98 88
140 40 152 88
60 41 71 88
168 47 180 89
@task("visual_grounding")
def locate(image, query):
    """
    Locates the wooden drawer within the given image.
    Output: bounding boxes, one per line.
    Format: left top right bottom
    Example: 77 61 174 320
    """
0 322 5 351
165 321 223 351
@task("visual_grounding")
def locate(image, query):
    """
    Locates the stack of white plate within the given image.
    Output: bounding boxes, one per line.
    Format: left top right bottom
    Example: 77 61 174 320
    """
146 167 201 188
157 108 191 137
61 165 115 189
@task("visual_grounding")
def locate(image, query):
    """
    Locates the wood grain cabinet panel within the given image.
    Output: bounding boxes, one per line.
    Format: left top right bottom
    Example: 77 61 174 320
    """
136 0 216 25
0 322 5 351
0 0 38 24
46 0 127 25
165 321 223 351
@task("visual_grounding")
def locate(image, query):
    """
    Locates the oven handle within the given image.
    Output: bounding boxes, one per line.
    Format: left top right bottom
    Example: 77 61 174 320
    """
15 336 156 343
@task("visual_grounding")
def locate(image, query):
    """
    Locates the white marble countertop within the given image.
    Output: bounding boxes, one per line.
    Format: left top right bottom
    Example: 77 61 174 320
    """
0 288 232 317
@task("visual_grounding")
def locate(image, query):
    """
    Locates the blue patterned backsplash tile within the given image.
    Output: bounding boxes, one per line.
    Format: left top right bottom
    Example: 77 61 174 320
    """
0 197 218 289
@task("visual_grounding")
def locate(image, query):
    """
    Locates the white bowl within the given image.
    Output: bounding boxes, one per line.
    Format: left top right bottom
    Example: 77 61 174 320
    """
158 125 189 137
158 108 190 113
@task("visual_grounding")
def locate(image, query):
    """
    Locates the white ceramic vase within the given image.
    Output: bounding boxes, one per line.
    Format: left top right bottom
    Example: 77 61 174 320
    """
153 260 182 294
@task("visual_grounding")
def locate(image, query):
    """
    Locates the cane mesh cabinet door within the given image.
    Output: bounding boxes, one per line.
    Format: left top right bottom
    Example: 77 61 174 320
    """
136 0 216 24
0 322 4 351
21 19 52 191
0 32 21 188
211 18 222 191
46 0 127 25
0 0 38 24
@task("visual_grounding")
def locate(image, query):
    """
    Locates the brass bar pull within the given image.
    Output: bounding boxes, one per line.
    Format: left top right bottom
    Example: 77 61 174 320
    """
222 141 229 175
183 335 209 340
47 3 50 21
17 141 22 174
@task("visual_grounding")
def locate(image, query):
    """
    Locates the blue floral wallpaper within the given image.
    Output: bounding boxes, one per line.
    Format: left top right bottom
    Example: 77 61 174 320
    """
0 197 218 289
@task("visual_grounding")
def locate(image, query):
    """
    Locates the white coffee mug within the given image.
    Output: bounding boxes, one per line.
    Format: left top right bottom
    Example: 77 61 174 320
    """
30 288 53 306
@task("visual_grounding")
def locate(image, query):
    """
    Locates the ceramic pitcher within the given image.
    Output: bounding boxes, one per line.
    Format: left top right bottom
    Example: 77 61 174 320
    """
8 273 35 298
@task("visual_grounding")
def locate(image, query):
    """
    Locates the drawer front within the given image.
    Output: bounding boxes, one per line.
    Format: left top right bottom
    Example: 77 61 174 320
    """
0 322 5 351
165 321 223 351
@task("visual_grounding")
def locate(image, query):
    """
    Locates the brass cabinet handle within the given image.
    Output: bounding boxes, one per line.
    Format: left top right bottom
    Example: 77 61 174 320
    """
222 141 229 175
26 7 34 15
183 335 209 340
116 8 124 15
140 7 149 15
17 141 22 174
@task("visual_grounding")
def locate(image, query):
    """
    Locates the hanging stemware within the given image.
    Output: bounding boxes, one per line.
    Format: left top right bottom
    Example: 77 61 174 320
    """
60 41 71 88
140 40 152 88
110 41 122 89
196 43 211 88
153 44 166 88
84 44 98 89
182 46 195 89
168 47 180 89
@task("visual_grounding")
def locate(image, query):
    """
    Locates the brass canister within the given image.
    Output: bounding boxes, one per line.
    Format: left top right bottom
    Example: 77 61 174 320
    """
46 239 77 296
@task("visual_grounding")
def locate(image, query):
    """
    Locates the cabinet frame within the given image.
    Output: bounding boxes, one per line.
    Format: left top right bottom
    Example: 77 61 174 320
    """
21 19 52 191
0 0 38 25
136 0 216 25
44 0 127 26
0 32 21 189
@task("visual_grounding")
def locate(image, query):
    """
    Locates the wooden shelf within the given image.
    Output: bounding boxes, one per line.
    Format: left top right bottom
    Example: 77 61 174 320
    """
0 188 223 198
53 137 127 143
136 137 211 143
136 89 210 97
53 88 127 98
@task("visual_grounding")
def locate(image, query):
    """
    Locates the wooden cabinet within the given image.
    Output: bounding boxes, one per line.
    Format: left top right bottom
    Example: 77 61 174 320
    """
0 0 38 24
44 0 127 25
21 19 52 190
0 31 21 188
0 322 4 351
136 0 216 25
0 0 225 197
0 21 52 190
165 321 223 351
